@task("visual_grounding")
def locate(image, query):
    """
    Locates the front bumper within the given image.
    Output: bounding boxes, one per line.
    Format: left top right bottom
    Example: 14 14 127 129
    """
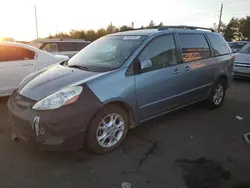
8 86 102 151
233 66 250 78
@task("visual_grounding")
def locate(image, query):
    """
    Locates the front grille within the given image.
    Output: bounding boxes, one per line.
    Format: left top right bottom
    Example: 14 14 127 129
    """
11 91 36 110
234 72 250 77
234 62 250 68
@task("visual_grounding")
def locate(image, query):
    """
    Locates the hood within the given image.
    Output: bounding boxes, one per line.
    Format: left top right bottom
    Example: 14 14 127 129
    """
235 53 250 64
18 65 109 101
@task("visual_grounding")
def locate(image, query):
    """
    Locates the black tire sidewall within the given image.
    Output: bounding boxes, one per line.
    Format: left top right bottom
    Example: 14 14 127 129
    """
86 104 128 154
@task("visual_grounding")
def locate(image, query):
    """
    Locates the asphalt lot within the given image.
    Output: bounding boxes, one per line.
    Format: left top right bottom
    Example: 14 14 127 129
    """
1 80 250 188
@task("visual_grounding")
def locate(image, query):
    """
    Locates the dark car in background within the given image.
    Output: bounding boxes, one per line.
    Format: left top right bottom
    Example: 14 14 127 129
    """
29 38 91 58
228 41 248 53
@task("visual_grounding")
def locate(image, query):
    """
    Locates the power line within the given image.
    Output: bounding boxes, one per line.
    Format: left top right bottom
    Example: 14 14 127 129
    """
179 6 248 22
224 3 250 10
225 0 249 4
175 10 219 23
181 15 217 22
223 13 248 16
224 7 250 11
181 10 218 19
183 13 218 20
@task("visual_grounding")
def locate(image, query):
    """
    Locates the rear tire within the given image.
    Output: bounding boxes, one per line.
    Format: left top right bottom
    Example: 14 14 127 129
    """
205 78 226 109
86 104 128 154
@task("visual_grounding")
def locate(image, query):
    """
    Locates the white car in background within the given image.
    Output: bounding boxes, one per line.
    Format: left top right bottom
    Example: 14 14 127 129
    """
0 42 69 97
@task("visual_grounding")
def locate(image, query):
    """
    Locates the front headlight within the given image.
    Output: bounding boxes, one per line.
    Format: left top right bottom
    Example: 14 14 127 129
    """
32 86 83 110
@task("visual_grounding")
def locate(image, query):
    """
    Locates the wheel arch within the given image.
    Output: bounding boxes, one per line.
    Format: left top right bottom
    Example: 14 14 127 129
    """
217 74 228 88
102 100 138 129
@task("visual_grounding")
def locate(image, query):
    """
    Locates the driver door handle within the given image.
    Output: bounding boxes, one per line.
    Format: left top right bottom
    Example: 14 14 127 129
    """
184 65 190 71
173 68 181 74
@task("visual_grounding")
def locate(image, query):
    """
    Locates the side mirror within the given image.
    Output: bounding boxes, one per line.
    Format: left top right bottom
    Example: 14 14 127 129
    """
140 59 152 70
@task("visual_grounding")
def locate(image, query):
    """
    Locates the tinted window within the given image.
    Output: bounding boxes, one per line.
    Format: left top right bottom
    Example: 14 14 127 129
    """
59 42 75 51
239 43 250 54
207 33 231 56
74 43 89 51
42 43 58 52
0 45 35 62
178 34 210 62
139 34 178 72
59 42 89 51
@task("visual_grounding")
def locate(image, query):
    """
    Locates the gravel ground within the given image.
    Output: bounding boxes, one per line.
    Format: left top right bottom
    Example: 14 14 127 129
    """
0 80 250 188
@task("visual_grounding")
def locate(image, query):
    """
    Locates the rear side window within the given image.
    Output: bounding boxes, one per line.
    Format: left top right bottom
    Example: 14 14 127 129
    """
178 34 210 62
59 42 89 52
0 45 35 62
207 33 231 56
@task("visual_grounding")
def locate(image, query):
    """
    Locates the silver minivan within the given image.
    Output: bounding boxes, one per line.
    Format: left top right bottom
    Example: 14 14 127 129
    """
8 26 234 153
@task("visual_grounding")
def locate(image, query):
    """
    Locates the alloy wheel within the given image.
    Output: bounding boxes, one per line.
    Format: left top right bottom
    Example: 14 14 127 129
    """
96 113 125 148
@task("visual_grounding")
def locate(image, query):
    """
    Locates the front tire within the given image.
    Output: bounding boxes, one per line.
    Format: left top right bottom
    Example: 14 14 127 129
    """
86 104 128 154
206 79 226 109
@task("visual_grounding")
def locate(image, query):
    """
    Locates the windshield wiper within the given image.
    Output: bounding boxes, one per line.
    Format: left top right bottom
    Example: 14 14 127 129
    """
68 65 90 71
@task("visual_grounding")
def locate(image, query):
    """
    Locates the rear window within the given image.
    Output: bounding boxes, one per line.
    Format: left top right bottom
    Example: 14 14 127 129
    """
0 45 35 62
178 34 210 62
228 42 246 49
207 33 231 56
59 42 89 52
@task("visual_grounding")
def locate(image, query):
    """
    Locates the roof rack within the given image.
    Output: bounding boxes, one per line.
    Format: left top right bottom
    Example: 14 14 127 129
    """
158 25 215 32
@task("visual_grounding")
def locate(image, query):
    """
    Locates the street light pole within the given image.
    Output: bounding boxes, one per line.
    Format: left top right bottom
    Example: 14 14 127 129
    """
34 5 39 39
218 3 223 32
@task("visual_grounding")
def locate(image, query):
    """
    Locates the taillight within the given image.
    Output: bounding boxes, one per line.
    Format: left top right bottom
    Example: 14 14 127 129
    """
232 55 235 62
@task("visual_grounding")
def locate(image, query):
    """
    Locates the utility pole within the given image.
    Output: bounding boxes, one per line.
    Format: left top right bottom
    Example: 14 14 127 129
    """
218 3 223 32
34 5 39 39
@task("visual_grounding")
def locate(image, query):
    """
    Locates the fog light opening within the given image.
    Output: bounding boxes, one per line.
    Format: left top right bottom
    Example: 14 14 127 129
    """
32 117 44 140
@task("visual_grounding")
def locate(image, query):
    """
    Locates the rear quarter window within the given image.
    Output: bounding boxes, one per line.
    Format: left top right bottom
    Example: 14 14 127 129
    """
178 34 210 62
207 33 231 56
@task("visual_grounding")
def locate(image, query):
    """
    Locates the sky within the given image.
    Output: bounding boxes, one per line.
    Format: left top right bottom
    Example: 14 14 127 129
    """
0 0 249 41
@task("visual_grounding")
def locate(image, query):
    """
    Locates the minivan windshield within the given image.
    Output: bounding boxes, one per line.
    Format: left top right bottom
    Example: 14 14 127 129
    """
68 35 147 71
239 43 250 54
